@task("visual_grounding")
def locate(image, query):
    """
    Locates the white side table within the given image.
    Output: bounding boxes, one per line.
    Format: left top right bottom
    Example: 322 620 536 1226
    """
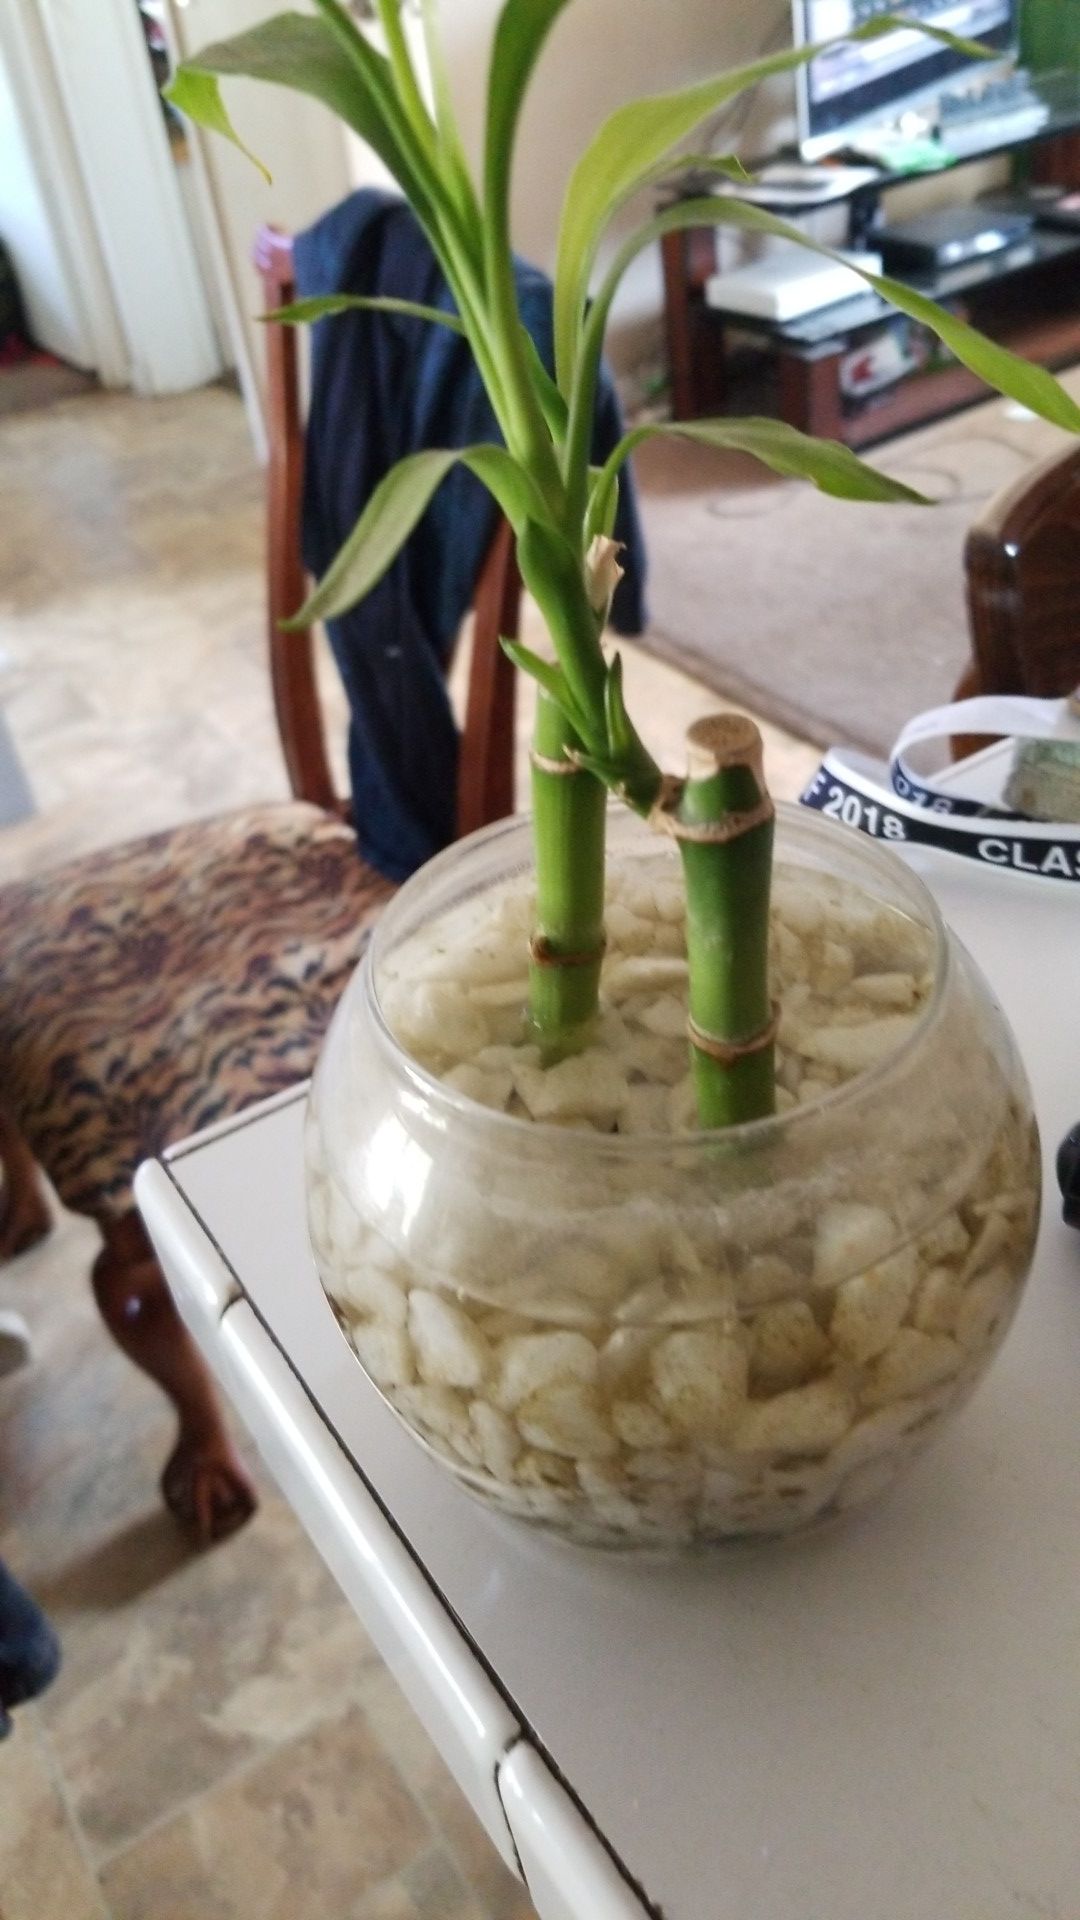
137 847 1080 1920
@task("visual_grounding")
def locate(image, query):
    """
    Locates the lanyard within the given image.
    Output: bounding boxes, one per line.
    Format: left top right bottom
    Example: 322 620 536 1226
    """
800 695 1080 885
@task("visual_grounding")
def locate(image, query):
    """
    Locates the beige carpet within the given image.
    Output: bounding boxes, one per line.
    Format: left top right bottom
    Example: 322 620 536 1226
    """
637 365 1080 756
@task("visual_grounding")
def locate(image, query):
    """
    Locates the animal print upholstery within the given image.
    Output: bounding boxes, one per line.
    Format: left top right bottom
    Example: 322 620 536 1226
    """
0 802 394 1221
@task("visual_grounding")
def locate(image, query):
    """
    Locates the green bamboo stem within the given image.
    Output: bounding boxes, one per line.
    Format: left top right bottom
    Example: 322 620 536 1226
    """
528 693 607 1048
667 716 776 1129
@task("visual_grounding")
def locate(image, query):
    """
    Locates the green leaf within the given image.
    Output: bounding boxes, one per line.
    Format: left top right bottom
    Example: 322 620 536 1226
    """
587 463 620 539
587 194 1080 441
485 0 572 230
684 196 1080 436
460 446 553 533
168 10 435 221
420 0 480 225
591 418 932 532
288 444 547 627
287 448 460 626
522 327 569 442
263 294 465 334
165 67 271 181
500 637 589 736
553 13 993 384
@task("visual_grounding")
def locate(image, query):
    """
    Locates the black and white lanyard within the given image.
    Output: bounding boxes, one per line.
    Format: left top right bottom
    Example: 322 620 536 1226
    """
801 695 1080 885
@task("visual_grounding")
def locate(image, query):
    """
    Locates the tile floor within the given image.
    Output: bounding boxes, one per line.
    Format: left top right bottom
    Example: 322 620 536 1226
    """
0 385 819 1919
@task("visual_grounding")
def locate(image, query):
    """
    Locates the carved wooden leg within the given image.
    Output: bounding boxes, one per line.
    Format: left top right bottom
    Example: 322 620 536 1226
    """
91 1212 257 1545
0 1104 51 1262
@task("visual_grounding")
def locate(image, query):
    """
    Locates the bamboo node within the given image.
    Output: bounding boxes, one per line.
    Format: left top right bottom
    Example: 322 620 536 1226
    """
529 749 582 777
650 792 775 844
687 1003 779 1067
529 935 606 971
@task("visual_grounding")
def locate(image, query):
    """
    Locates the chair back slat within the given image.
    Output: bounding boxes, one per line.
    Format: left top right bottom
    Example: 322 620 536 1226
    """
254 227 341 815
254 223 519 839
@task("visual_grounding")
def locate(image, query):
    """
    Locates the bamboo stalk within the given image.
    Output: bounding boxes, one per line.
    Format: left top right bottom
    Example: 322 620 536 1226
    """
660 716 776 1129
528 693 607 1048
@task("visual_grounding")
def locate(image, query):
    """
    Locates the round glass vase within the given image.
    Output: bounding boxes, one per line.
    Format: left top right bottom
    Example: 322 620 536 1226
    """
305 806 1040 1551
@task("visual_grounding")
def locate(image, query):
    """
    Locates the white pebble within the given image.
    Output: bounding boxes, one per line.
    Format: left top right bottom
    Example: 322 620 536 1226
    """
851 972 917 1009
800 1015 919 1075
811 940 854 995
517 1382 618 1460
861 1329 962 1407
351 1322 415 1390
334 1261 409 1329
650 1326 748 1441
605 954 689 1002
495 1330 599 1412
960 1211 1012 1283
409 1290 489 1390
597 1326 659 1396
611 1400 676 1449
393 1383 474 1455
912 1265 963 1335
470 1401 521 1481
636 995 687 1040
813 1203 896 1290
773 880 825 937
442 1062 514 1111
953 1265 1014 1353
829 1245 918 1365
393 982 489 1062
918 1211 971 1265
738 1254 801 1308
514 1050 627 1127
734 1376 855 1457
748 1300 828 1393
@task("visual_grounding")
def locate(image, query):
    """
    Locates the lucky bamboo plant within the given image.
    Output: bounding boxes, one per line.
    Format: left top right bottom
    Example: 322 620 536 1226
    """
171 0 1080 1129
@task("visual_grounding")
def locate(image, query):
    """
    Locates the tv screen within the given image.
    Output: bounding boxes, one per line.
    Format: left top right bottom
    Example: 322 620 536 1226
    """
795 0 1018 155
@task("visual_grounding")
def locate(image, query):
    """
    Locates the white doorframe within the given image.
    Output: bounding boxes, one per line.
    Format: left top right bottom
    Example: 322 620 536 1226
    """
0 0 129 384
160 0 267 458
37 0 225 395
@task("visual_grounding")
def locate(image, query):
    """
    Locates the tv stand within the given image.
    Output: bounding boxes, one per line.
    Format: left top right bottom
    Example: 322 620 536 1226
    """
660 95 1080 450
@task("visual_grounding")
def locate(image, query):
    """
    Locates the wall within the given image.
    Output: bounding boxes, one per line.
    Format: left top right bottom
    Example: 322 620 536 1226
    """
433 0 793 372
0 0 131 378
0 41 91 364
38 0 223 394
168 0 357 437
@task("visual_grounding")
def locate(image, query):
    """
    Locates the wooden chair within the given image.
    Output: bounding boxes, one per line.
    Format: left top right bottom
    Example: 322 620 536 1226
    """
0 229 520 1545
953 444 1080 754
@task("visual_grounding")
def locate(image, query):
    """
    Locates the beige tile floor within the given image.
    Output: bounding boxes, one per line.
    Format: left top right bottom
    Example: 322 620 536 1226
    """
0 386 819 1919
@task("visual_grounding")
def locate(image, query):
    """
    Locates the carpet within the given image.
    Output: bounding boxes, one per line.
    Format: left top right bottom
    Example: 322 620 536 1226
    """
0 358 96 418
636 365 1080 756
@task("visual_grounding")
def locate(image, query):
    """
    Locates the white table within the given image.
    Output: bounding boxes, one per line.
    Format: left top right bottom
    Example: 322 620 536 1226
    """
136 844 1080 1920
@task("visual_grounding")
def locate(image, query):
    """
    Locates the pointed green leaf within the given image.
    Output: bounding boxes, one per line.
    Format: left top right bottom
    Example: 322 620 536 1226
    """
500 637 589 736
591 418 932 528
485 0 572 229
287 448 460 626
553 13 994 383
460 446 552 533
168 10 435 220
674 196 1080 435
522 327 570 442
165 67 271 181
588 194 1080 440
288 444 547 627
421 0 480 224
263 294 465 334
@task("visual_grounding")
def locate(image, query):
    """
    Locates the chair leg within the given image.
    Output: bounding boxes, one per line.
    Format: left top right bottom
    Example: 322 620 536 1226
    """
0 1105 51 1262
91 1212 257 1545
